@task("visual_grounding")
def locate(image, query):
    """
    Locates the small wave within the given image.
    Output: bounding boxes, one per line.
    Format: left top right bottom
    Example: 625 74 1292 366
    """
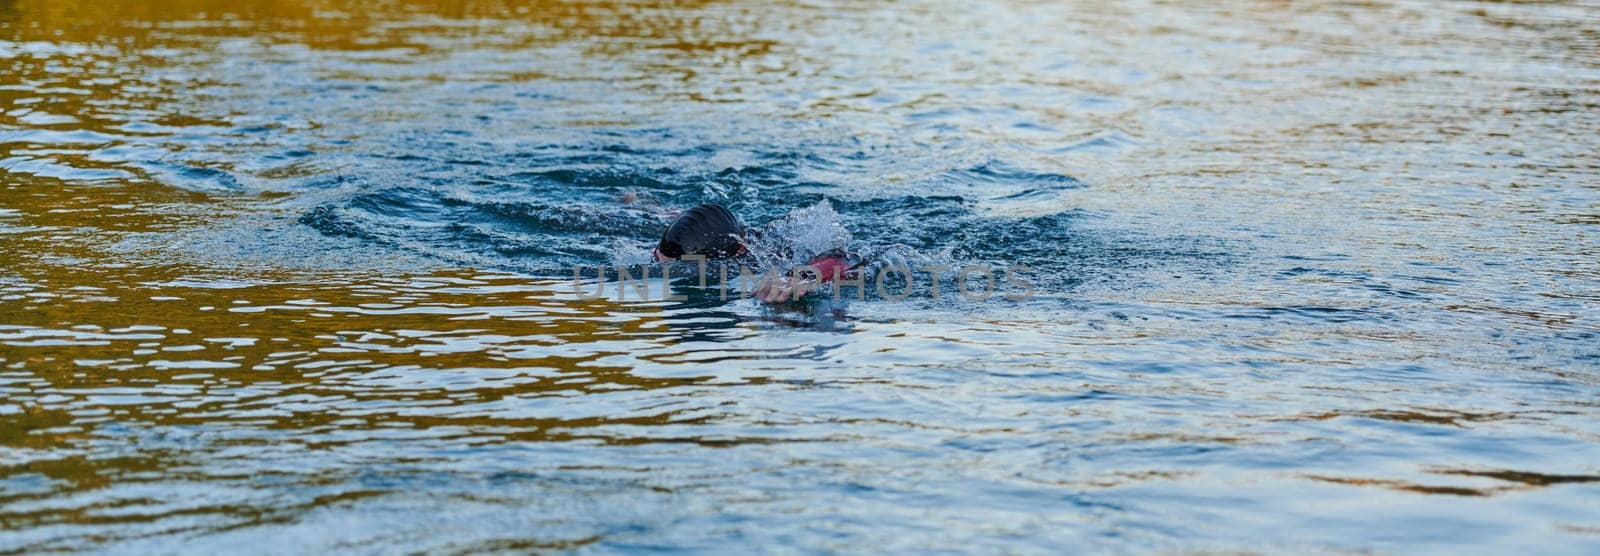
300 179 674 273
0 156 134 182
137 162 243 192
948 159 1085 189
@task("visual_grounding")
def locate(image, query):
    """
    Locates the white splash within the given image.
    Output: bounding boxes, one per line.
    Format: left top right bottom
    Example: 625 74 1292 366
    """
609 238 658 267
747 200 854 265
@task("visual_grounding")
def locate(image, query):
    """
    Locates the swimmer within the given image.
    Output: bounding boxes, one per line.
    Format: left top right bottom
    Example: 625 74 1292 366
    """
652 203 861 303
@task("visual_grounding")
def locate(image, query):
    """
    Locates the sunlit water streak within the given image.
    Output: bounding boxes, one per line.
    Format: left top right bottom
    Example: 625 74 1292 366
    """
2 0 1598 552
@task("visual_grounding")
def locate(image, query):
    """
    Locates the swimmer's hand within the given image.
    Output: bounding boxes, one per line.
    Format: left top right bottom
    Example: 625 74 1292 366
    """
753 253 860 304
754 274 822 303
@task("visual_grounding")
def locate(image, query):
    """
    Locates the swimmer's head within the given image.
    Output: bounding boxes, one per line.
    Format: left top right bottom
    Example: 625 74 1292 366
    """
654 203 746 261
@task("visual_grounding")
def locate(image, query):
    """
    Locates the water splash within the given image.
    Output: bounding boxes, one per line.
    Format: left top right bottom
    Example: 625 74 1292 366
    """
746 199 854 265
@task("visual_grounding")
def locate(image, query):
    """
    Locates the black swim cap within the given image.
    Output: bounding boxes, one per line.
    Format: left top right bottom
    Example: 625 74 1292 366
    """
657 203 746 259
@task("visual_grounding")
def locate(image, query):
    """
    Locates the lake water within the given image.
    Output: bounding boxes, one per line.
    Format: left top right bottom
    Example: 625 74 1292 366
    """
2 0 1598 552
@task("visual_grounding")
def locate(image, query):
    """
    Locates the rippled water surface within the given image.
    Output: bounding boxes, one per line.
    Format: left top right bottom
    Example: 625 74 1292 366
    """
3 0 1599 552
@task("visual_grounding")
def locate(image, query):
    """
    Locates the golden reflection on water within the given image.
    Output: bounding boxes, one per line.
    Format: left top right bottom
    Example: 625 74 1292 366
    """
4 274 668 396
6 0 708 46
3 0 733 515
0 0 760 512
0 270 700 466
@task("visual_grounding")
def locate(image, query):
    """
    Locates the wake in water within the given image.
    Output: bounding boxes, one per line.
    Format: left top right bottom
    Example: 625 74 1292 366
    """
296 161 1220 305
